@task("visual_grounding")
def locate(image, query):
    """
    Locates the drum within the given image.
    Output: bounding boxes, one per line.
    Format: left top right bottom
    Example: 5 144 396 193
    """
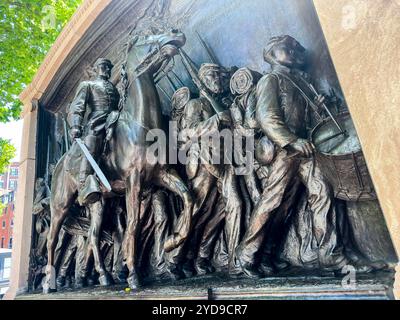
310 112 377 201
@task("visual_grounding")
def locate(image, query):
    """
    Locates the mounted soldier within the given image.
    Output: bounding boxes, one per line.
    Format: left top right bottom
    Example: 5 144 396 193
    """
67 58 120 206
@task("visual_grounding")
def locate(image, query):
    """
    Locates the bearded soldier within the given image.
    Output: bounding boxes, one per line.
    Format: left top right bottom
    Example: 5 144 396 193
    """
67 58 120 206
166 63 243 277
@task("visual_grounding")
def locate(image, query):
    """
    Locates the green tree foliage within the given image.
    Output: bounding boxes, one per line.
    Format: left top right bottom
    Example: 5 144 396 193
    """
0 0 83 123
0 138 16 174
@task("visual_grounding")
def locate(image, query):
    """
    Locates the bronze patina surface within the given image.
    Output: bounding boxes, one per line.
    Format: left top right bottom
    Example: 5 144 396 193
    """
27 0 397 299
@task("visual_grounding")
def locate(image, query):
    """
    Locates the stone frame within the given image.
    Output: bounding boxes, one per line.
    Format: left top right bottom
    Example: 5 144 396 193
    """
5 0 400 299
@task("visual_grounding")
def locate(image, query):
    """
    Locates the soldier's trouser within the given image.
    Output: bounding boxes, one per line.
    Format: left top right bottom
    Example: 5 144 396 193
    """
150 190 170 275
198 165 243 272
79 132 105 183
166 165 218 264
58 235 78 278
236 149 347 269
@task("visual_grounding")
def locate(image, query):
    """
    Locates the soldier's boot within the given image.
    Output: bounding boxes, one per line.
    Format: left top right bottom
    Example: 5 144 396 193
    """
77 173 102 206
77 134 103 206
56 275 66 289
182 259 196 278
166 262 185 281
194 257 215 276
74 275 87 289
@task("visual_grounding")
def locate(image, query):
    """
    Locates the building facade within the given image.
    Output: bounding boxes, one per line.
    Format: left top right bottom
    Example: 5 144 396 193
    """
0 162 19 191
0 162 18 250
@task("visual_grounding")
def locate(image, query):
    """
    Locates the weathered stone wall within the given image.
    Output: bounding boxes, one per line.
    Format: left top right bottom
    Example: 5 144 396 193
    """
313 0 400 298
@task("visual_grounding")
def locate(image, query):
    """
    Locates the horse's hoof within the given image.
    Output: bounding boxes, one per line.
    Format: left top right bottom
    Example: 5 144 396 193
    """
127 274 140 290
98 273 112 287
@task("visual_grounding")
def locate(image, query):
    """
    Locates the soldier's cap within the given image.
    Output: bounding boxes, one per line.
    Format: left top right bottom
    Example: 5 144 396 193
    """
263 35 300 64
198 63 223 79
94 58 114 69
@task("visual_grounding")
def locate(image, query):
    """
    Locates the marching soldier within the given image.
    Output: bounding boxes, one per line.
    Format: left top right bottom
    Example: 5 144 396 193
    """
236 35 351 278
166 63 244 277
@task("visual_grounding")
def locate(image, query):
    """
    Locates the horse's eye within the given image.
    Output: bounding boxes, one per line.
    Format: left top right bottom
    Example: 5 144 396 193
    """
171 29 179 34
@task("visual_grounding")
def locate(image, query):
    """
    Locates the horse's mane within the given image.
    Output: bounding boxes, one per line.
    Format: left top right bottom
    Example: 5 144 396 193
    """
118 23 174 110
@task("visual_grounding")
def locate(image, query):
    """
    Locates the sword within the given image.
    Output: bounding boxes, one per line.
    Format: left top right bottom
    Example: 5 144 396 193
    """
75 138 112 192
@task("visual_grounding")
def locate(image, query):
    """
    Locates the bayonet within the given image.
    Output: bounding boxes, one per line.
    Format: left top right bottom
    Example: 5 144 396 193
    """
179 48 224 113
170 70 185 87
195 31 220 65
179 49 203 90
75 138 112 192
45 136 50 186
62 115 70 153
164 72 178 92
156 84 172 102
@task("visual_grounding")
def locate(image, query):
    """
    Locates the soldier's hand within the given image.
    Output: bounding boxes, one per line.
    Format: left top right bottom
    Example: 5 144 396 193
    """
161 44 179 58
217 110 232 126
314 94 326 112
70 127 82 140
289 138 315 158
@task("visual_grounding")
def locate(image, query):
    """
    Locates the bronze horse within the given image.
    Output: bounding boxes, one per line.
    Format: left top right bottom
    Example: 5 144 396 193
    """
43 30 193 292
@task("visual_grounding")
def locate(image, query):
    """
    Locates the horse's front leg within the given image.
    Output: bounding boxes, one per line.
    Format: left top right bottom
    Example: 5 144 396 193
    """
87 199 111 286
123 170 142 289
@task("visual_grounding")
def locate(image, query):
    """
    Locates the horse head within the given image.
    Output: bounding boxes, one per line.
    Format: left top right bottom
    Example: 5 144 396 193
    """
125 29 186 81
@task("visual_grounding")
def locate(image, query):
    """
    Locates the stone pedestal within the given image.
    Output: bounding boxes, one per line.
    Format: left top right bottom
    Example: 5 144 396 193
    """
4 106 37 300
313 0 400 298
15 272 395 300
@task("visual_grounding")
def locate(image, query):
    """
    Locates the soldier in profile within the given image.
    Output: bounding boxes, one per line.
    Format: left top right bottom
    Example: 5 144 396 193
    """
67 58 120 206
235 35 352 278
166 63 243 278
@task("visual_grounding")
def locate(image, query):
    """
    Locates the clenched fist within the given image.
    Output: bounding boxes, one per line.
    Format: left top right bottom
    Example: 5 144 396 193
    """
70 127 82 140
289 138 315 158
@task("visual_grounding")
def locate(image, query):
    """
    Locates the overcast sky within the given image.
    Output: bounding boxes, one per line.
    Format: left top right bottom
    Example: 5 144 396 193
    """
0 119 23 162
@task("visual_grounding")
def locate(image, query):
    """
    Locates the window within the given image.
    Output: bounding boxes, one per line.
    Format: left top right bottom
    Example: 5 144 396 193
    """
8 237 12 249
0 181 3 188
11 219 14 228
3 257 11 279
1 237 4 248
10 168 18 176
2 221 5 229
9 180 17 190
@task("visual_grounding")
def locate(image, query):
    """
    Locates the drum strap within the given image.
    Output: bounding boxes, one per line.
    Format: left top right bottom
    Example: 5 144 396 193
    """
271 71 323 122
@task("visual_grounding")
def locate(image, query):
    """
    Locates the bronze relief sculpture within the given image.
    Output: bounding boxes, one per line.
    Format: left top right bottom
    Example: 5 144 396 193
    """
38 29 389 295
